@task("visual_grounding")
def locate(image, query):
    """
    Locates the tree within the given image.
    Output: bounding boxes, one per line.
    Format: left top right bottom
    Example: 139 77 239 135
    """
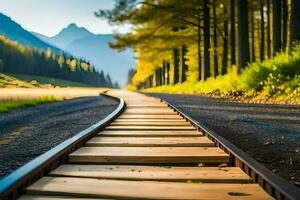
282 0 288 50
98 0 297 90
166 61 170 85
0 35 115 88
222 1 229 75
267 0 271 58
173 48 179 84
213 0 219 77
203 0 211 80
250 7 255 62
0 59 3 71
260 0 265 61
237 0 250 72
290 0 300 45
161 61 165 85
181 45 188 82
126 68 136 85
273 0 281 55
230 0 236 66
196 14 202 81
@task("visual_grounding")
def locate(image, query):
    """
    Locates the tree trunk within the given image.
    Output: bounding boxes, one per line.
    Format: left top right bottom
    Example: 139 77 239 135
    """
158 68 162 86
181 45 187 82
237 0 250 72
290 0 300 46
213 0 219 77
260 0 265 61
222 1 228 75
148 76 150 88
267 0 271 58
166 61 170 85
162 61 165 85
273 0 281 55
251 8 255 62
203 0 211 80
149 77 151 88
156 69 159 86
282 0 288 50
159 68 162 86
173 48 179 84
197 14 202 81
230 0 236 66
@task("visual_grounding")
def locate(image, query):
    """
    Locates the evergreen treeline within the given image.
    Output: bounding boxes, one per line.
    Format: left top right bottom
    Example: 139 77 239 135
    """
126 68 136 85
0 36 116 88
97 0 300 90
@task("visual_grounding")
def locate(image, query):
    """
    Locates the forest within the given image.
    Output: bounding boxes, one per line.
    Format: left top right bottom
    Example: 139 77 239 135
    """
99 0 300 101
0 36 117 88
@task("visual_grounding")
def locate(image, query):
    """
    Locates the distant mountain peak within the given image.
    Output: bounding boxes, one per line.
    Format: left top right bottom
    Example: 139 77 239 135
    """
67 23 78 28
49 23 93 48
33 23 135 86
60 23 91 36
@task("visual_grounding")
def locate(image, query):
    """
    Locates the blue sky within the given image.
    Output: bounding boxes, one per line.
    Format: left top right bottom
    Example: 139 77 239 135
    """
0 0 129 36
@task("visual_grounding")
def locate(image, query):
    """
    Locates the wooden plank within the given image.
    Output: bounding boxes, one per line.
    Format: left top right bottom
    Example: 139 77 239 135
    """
68 147 229 164
118 114 183 119
86 137 214 147
126 104 168 108
98 130 203 137
125 102 164 106
125 103 166 106
123 108 177 115
110 121 191 126
105 126 196 130
51 165 251 183
26 177 272 199
114 119 187 122
123 111 177 115
18 195 102 200
125 108 174 112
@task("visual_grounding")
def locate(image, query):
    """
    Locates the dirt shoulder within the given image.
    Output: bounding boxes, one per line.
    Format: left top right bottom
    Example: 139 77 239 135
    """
0 95 118 178
147 93 300 187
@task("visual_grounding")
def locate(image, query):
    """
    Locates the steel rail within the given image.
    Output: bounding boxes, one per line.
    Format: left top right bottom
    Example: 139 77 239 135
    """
0 93 125 200
162 99 300 200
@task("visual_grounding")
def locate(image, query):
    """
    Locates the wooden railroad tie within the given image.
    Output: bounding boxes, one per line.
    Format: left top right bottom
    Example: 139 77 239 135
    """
18 91 273 200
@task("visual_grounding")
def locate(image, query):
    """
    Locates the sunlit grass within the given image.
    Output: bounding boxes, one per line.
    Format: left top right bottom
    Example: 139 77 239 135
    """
0 73 108 102
143 44 300 104
7 73 91 88
0 96 63 112
0 73 91 88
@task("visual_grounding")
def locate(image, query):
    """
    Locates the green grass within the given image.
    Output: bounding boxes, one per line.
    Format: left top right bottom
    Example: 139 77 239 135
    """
0 73 36 88
0 73 91 88
0 96 63 112
7 73 91 87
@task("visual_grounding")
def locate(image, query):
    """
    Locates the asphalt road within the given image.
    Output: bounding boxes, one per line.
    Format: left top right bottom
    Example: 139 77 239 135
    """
147 93 300 187
0 95 118 178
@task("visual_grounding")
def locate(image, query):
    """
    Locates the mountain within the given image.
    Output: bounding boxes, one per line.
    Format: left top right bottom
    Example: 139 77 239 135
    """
34 24 135 87
36 23 93 48
0 13 61 53
0 35 115 88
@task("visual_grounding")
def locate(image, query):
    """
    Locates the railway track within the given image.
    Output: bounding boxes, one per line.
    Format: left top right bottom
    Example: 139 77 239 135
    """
0 90 299 199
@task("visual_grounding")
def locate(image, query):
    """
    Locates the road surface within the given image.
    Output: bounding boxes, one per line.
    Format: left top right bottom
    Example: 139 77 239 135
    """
147 93 300 187
0 95 118 178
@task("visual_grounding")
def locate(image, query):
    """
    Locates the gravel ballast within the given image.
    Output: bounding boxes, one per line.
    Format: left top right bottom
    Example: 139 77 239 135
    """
147 93 300 187
0 95 118 178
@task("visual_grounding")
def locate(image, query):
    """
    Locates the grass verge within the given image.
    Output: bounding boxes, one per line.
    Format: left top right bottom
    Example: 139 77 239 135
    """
0 96 63 112
8 73 91 88
0 73 91 88
143 45 300 105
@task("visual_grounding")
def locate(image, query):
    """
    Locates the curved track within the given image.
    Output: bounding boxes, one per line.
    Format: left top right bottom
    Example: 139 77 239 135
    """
0 90 299 200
